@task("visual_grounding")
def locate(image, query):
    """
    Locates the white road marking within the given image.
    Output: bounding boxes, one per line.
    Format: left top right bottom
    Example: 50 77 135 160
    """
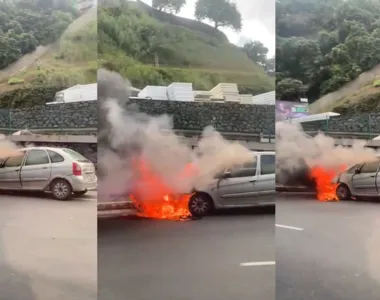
240 261 275 267
276 224 304 231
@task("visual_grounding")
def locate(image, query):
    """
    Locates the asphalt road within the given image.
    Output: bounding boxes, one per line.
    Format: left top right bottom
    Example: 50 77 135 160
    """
0 191 97 300
98 207 275 300
277 194 380 300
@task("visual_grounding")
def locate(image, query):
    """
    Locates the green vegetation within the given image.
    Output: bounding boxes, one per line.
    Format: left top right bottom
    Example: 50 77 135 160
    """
98 1 273 94
0 9 97 107
374 79 380 87
152 0 186 13
194 0 242 31
0 0 79 69
7 77 24 85
0 86 66 108
276 0 380 112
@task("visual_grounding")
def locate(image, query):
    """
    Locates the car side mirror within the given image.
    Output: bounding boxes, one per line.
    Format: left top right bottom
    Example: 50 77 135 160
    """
222 171 232 179
354 168 360 174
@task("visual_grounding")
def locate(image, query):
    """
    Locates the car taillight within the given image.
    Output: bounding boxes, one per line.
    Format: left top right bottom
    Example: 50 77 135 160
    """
72 162 82 176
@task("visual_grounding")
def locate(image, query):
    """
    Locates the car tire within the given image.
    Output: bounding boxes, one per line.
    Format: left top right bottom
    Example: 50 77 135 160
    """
336 183 351 200
73 190 87 197
51 179 73 201
188 193 213 217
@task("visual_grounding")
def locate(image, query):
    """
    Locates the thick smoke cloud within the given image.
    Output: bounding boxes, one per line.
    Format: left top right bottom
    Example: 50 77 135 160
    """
0 135 19 159
276 122 378 185
97 69 253 202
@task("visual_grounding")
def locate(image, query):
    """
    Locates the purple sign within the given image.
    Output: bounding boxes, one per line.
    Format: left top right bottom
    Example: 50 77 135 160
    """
276 100 310 121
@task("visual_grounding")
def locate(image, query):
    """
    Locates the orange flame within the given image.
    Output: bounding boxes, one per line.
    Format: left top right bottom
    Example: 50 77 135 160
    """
129 157 197 220
309 165 346 201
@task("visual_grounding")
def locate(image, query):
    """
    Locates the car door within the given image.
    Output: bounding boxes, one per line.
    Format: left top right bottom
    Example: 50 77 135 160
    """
20 149 52 190
352 160 380 195
256 154 276 203
0 151 26 189
217 158 259 206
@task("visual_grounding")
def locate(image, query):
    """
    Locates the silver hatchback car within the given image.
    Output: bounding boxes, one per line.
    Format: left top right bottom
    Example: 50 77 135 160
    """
336 158 380 200
0 146 97 200
188 151 275 216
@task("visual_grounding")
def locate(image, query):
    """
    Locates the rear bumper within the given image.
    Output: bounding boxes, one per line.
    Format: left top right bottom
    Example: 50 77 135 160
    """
67 175 97 192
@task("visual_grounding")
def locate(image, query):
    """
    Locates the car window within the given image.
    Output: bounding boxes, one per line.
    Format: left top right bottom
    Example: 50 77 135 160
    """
229 160 257 178
47 150 64 163
62 148 89 162
4 152 25 168
25 149 50 166
346 164 359 174
360 160 380 173
260 154 275 175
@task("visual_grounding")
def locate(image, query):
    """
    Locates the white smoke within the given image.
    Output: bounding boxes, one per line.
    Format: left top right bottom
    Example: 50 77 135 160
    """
0 135 20 159
97 69 253 202
276 122 378 183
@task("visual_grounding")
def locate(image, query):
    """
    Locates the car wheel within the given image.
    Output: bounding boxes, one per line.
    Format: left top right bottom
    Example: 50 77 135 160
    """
73 190 87 197
336 184 351 200
188 193 213 217
51 179 73 201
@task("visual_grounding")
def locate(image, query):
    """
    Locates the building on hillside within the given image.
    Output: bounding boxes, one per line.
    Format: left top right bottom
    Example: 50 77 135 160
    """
251 91 275 105
48 83 140 104
135 82 276 105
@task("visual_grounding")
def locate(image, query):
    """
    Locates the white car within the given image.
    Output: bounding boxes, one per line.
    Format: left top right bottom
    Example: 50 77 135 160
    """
0 146 97 200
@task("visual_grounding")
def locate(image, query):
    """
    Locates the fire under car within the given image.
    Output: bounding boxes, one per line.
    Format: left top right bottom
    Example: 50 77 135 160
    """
188 151 275 217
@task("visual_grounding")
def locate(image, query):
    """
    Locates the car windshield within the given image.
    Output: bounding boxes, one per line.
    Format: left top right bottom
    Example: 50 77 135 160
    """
62 149 89 162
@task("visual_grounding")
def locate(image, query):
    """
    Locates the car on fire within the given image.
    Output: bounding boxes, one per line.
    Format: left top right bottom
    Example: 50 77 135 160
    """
188 151 275 217
335 158 380 200
0 146 97 200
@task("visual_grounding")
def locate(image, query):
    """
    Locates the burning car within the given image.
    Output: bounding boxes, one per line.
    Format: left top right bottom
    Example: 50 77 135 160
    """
188 151 275 217
335 158 380 200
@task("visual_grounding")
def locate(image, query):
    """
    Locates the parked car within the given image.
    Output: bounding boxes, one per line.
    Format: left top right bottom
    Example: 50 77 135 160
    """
0 146 97 200
335 158 380 200
188 151 275 216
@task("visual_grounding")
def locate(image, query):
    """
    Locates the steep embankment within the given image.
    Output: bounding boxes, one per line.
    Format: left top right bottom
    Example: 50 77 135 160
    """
0 8 97 108
310 65 380 113
98 1 274 94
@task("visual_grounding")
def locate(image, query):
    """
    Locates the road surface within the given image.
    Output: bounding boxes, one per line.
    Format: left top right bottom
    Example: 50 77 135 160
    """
0 191 97 300
98 207 275 300
277 194 380 300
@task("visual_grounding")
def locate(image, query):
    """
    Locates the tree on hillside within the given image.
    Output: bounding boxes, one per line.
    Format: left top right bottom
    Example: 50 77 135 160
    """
152 0 186 14
0 0 76 70
276 0 380 102
264 57 275 77
195 0 242 31
276 78 306 101
243 41 268 66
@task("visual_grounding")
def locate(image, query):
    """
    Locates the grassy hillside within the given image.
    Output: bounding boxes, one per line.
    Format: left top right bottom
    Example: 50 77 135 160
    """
0 0 79 70
309 64 380 113
0 8 97 107
98 1 274 94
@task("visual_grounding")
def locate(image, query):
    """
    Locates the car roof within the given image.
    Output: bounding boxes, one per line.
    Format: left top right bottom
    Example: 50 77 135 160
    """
252 151 275 155
19 146 67 152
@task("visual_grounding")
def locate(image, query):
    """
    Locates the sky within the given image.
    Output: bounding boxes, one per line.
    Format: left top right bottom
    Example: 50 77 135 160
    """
141 0 275 57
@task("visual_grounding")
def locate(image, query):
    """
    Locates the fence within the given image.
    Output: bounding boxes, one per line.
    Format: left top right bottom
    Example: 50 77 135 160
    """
290 113 380 139
0 100 275 139
0 102 97 134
